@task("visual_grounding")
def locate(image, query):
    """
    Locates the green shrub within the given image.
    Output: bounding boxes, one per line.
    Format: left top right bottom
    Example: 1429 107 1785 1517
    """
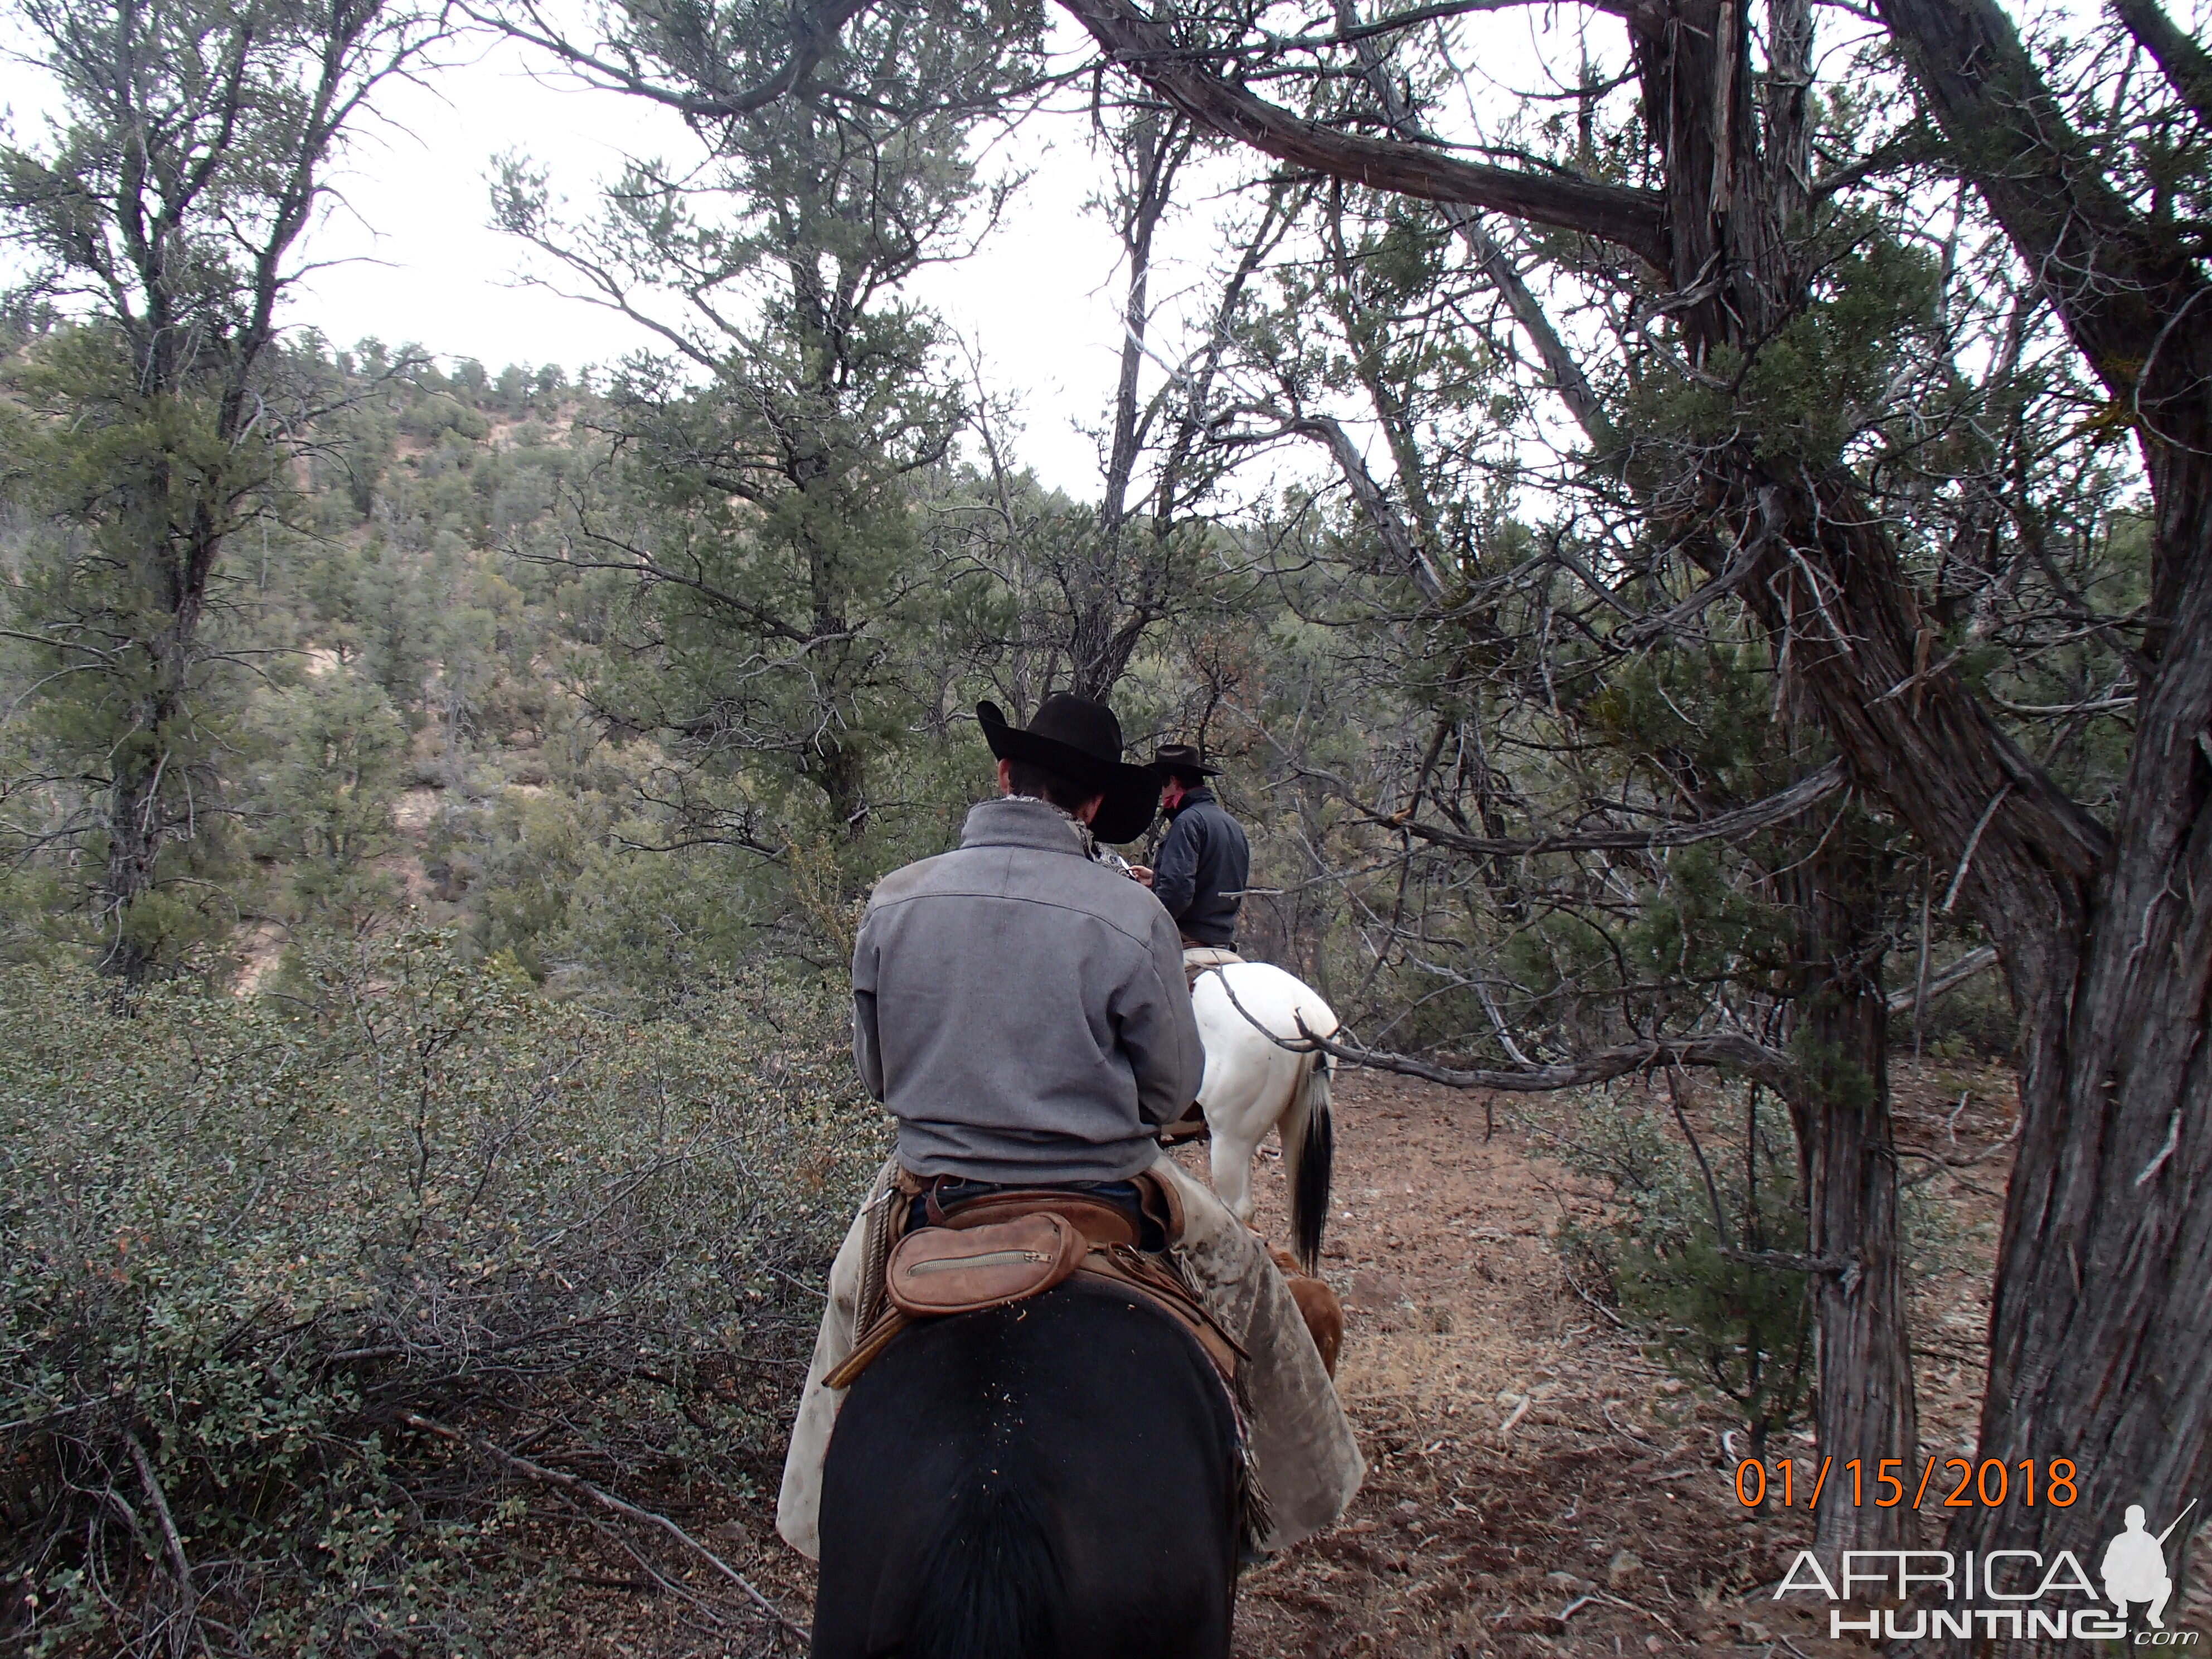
1549 1083 1812 1453
0 930 882 1655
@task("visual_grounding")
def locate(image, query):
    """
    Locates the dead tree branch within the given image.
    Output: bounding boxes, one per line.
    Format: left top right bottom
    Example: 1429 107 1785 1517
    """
401 1414 808 1641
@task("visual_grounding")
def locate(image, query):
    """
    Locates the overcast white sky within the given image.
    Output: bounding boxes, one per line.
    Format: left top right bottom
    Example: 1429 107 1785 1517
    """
0 0 2138 502
3 15 1215 496
0 4 1639 499
3 0 1837 513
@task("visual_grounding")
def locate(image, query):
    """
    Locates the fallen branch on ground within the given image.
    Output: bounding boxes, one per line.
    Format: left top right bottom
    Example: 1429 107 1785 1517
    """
401 1413 808 1641
126 1429 209 1657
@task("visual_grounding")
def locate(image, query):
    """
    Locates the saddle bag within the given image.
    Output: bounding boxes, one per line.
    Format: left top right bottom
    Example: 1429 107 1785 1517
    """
821 1171 1241 1393
884 1212 1085 1316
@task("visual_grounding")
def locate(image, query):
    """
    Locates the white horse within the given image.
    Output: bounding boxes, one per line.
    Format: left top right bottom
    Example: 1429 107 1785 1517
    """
1188 961 1340 1271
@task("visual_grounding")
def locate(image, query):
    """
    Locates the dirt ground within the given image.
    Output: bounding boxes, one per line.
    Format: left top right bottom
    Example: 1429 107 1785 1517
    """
1220 1065 1808 1659
1215 1064 1954 1658
515 1060 2210 1657
1220 1063 2211 1658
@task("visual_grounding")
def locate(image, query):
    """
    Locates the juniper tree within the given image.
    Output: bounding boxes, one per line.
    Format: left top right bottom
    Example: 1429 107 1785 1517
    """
488 0 1042 871
0 0 438 978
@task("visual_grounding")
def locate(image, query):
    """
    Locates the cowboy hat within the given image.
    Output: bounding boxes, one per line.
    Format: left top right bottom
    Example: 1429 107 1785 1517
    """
1149 743 1223 779
977 696 1161 844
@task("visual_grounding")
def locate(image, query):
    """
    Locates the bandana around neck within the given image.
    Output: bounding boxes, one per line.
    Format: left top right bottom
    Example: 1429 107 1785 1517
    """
1001 792 1116 866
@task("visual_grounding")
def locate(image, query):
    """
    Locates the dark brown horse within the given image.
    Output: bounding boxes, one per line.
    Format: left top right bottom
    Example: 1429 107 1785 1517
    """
811 1277 1242 1659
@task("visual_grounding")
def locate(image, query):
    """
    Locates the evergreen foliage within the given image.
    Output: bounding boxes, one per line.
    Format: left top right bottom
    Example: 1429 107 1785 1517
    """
1 932 875 1652
1551 1085 1815 1455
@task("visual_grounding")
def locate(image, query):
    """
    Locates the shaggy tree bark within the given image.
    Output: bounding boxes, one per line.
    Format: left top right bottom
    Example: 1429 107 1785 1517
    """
1268 0 1920 1555
1869 0 2212 1607
1623 0 1925 1559
1786 831 1919 1559
1619 0 2208 1593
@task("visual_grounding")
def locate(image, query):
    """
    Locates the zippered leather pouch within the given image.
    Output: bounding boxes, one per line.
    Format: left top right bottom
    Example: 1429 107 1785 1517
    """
884 1212 1083 1316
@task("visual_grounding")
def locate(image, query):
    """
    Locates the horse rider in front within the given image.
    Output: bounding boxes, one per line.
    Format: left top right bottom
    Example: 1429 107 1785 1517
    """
1131 742 1250 981
776 693 1361 1561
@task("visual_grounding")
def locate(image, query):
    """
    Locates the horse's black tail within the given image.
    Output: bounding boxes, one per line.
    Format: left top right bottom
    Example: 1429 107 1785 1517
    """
1291 1051 1334 1274
901 1478 1059 1659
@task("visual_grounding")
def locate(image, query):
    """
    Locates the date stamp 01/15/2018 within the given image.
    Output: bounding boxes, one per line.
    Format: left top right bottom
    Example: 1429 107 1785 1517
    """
1735 1455 2079 1510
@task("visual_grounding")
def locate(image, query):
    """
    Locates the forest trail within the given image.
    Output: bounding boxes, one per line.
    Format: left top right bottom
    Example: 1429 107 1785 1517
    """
1217 1070 1821 1657
1219 1064 2212 1656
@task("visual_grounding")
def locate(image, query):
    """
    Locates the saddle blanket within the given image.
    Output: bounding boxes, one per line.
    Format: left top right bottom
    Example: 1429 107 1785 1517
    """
1182 944 1245 985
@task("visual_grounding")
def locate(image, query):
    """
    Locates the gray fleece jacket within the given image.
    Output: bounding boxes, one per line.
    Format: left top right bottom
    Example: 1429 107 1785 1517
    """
851 797 1205 1183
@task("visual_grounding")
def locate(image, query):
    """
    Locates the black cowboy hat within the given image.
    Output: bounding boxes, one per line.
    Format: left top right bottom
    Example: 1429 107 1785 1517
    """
1149 743 1223 780
978 695 1161 844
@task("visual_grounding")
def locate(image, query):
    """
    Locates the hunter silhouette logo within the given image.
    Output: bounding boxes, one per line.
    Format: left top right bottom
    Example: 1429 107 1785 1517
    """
2104 1500 2195 1630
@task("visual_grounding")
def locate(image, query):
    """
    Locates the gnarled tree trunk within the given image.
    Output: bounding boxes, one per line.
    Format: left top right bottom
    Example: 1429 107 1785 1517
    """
1786 831 1919 1560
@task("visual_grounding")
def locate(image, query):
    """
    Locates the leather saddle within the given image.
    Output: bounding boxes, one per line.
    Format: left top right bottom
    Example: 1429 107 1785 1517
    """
823 1172 1244 1391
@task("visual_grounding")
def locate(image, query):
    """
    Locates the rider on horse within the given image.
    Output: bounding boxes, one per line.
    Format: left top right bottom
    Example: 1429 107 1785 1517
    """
777 693 1361 1564
1133 744 1249 979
